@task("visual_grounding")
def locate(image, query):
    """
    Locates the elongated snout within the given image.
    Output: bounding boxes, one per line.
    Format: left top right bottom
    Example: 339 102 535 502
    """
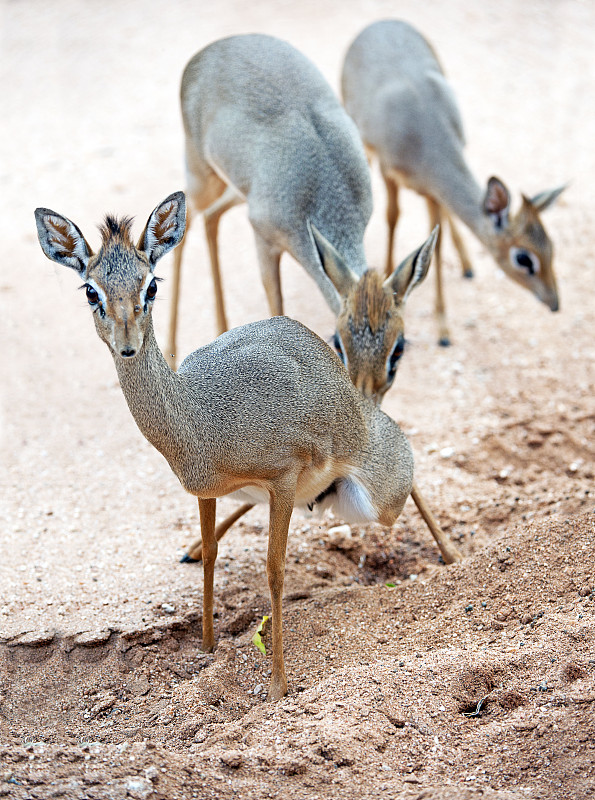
352 372 387 405
545 292 559 312
111 307 144 360
535 284 559 312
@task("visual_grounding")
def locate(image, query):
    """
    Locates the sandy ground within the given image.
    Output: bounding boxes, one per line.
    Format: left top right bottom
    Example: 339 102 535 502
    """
1 0 594 798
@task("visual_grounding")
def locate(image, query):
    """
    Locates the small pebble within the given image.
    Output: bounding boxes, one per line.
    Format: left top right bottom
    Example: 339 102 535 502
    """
220 750 243 769
125 777 153 799
327 524 352 537
91 694 117 715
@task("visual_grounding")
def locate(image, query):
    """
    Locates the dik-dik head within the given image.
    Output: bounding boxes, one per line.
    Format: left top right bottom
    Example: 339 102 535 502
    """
310 224 438 404
482 177 565 312
35 193 186 359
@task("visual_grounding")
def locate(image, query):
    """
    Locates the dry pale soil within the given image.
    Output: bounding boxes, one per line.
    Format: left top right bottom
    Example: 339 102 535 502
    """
1 1 594 799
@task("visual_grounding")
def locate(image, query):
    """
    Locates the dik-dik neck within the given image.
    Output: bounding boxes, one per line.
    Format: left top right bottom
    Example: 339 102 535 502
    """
112 318 196 466
430 155 492 245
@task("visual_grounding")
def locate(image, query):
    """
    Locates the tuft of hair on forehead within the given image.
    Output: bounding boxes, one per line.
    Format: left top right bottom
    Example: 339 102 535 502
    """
349 270 392 334
98 215 135 249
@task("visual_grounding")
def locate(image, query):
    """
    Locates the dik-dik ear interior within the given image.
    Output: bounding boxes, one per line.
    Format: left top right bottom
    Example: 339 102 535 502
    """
34 208 93 276
308 220 358 298
137 191 187 266
386 225 439 304
483 176 511 229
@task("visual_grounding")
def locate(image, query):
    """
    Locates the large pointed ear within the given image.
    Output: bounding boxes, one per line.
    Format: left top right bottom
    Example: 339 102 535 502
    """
483 176 511 229
385 226 438 303
137 191 186 267
308 220 358 298
527 184 567 213
34 208 93 276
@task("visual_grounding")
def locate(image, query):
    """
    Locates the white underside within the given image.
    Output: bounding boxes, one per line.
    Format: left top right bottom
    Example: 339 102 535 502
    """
228 475 377 525
228 486 270 504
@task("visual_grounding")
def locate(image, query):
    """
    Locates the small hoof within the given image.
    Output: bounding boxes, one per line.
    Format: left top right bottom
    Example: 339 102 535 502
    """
266 689 287 702
179 553 198 563
438 336 451 348
266 680 288 702
463 269 474 279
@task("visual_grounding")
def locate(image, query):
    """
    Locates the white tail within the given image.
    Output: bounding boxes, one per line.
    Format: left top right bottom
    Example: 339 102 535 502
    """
341 20 565 346
167 33 433 401
35 192 429 700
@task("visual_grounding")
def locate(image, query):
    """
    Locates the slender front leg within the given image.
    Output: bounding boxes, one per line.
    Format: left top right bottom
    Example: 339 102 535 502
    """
181 503 255 563
266 486 295 701
410 482 462 564
166 210 192 370
254 232 283 317
383 172 400 278
447 214 474 279
198 497 217 651
426 198 449 346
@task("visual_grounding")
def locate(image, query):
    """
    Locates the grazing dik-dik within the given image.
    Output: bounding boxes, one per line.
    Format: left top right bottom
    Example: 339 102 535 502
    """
167 33 431 402
35 192 433 700
341 20 565 346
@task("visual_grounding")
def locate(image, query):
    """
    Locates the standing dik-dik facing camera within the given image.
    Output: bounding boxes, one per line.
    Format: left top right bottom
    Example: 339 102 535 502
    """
35 191 459 701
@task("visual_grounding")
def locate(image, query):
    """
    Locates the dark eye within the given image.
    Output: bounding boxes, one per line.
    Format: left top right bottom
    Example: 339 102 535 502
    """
146 278 158 300
85 285 99 305
387 337 406 380
333 332 346 365
510 248 540 276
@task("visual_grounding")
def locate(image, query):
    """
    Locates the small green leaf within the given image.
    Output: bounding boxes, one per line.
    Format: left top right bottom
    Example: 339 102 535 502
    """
385 582 396 588
251 615 269 655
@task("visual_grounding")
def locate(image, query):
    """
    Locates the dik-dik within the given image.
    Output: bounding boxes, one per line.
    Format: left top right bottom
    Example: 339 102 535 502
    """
167 33 431 402
35 192 435 700
342 20 565 345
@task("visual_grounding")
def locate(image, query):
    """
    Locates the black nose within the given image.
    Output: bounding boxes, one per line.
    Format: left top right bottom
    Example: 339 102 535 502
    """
121 348 136 358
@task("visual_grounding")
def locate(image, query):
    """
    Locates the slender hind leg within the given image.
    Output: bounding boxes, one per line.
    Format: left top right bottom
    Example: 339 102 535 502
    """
410 483 462 564
204 186 244 336
427 198 450 346
383 172 400 278
181 503 255 563
166 170 236 367
447 214 474 279
266 483 295 701
198 498 218 652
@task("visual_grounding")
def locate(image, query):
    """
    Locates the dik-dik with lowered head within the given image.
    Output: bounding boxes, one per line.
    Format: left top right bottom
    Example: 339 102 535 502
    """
342 20 565 346
35 191 433 700
168 33 432 402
